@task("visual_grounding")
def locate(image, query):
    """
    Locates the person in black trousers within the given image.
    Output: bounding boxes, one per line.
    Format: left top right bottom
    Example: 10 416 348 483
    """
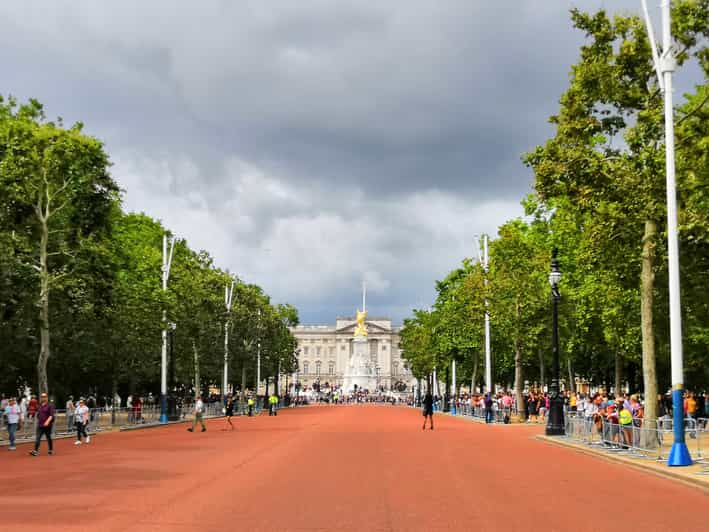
422 391 434 430
30 393 55 456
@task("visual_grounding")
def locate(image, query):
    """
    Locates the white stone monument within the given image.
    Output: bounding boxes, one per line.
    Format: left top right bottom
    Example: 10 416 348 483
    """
342 282 377 393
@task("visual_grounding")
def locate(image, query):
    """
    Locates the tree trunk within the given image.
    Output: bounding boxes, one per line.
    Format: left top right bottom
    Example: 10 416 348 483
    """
640 220 658 422
538 347 545 388
614 352 623 397
192 339 200 399
240 364 247 412
514 338 524 420
567 357 576 393
37 218 50 395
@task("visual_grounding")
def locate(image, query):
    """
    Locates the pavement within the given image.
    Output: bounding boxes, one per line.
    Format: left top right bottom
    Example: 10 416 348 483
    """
2 405 708 531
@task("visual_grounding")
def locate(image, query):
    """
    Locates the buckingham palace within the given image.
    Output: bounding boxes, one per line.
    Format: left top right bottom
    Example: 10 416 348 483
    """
290 316 415 392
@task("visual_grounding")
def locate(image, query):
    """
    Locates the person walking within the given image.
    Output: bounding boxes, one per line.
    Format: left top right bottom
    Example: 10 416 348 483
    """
74 398 90 445
247 395 255 417
29 393 55 456
4 397 23 451
224 396 235 431
187 396 206 432
27 395 38 420
65 396 75 433
268 393 279 416
422 391 434 430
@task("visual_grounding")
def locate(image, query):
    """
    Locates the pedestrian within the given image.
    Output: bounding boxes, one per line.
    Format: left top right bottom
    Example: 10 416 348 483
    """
187 396 206 432
29 392 55 456
65 395 75 433
74 398 90 445
269 393 279 416
247 395 255 417
422 390 434 430
27 395 39 420
484 392 494 423
4 397 23 451
224 396 235 430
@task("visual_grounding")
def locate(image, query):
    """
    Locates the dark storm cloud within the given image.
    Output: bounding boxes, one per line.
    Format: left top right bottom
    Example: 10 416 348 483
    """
0 0 697 323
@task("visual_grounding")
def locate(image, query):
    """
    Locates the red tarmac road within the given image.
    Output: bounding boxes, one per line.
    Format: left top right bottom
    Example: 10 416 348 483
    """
2 405 707 531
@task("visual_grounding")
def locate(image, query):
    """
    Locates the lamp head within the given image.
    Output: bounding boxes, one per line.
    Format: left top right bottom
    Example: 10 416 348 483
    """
549 248 561 288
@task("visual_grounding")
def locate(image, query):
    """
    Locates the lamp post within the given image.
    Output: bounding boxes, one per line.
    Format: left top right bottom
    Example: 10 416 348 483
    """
167 322 178 421
639 0 691 467
160 234 175 423
546 249 565 435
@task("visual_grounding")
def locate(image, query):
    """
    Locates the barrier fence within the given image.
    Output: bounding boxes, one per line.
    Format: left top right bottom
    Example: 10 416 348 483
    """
563 412 709 471
0 400 266 446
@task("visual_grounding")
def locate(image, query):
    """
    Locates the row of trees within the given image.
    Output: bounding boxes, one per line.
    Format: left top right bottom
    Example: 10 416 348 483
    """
0 97 299 402
400 2 709 419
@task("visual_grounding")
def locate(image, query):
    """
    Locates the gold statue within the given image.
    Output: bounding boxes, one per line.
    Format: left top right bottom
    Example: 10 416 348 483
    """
354 309 368 337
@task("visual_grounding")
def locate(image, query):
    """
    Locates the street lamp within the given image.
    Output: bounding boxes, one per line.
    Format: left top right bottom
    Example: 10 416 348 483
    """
167 322 179 421
546 248 565 436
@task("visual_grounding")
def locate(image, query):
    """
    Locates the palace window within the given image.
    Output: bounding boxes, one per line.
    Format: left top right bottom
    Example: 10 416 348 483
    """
316 347 321 356
315 360 322 375
328 361 335 375
303 361 309 375
393 362 399 376
304 347 309 356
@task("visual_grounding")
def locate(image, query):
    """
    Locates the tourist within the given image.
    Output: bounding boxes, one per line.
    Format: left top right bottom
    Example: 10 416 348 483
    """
247 395 255 417
27 395 38 420
187 395 206 432
29 392 55 456
65 395 75 433
422 390 434 430
74 398 90 445
4 397 22 451
484 393 494 423
224 396 235 430
526 392 538 423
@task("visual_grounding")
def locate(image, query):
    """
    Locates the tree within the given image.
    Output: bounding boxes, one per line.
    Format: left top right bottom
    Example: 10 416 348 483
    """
0 97 118 394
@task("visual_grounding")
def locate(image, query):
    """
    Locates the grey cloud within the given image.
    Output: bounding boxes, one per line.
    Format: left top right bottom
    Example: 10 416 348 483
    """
1 0 700 323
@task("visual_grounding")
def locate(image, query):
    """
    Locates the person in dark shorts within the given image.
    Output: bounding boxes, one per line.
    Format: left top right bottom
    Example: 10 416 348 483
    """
422 391 434 430
224 396 235 431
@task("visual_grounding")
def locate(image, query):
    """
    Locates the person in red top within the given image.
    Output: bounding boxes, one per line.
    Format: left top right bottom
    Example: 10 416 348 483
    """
29 393 55 456
27 395 39 419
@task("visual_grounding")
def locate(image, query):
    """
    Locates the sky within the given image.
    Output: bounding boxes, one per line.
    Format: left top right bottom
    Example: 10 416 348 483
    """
1 1 702 324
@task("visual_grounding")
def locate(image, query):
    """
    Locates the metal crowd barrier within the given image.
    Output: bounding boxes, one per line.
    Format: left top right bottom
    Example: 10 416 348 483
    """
563 413 707 466
1 403 228 446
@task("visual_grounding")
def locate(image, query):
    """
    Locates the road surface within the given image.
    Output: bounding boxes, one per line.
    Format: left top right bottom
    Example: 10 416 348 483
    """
2 405 706 531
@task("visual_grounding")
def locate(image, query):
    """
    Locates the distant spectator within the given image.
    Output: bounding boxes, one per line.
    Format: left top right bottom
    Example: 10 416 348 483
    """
27 395 39 419
422 391 434 430
65 396 75 433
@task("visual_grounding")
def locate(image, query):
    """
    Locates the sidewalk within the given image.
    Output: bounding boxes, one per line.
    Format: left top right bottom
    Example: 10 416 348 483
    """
538 434 709 491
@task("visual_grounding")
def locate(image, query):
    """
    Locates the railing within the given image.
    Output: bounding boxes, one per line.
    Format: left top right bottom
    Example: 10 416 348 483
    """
563 413 709 470
0 403 229 446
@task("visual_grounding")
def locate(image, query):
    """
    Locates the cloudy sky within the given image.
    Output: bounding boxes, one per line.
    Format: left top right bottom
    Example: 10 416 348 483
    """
1 1 700 324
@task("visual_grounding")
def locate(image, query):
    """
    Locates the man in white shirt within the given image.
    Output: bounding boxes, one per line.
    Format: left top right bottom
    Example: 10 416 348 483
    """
187 396 207 433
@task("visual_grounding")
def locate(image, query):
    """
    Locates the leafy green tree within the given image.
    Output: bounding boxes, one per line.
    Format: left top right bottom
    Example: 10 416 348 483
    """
0 96 119 394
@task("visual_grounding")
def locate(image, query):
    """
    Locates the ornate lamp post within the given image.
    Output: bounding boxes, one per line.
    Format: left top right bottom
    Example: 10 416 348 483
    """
546 249 565 436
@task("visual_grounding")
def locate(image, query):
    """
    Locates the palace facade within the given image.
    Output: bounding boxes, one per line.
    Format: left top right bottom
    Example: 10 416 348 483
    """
290 317 415 392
